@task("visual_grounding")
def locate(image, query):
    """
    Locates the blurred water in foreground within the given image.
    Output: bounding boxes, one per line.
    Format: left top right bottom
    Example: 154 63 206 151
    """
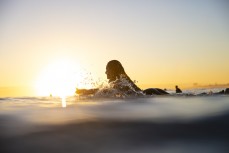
0 90 229 153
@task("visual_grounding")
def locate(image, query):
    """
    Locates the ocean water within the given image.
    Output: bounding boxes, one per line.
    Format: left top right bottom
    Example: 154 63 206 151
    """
0 88 229 153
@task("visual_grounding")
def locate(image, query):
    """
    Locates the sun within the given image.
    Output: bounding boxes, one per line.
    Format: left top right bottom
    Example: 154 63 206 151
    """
35 59 80 97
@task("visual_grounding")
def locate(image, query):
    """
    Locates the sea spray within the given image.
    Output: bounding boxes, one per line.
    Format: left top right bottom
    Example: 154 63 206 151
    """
95 75 143 98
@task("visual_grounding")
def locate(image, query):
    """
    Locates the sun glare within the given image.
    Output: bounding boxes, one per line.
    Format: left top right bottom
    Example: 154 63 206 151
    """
36 59 80 97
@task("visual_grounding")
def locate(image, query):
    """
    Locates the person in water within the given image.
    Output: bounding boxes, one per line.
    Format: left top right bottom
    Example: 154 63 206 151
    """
199 88 229 95
76 60 169 95
175 85 182 93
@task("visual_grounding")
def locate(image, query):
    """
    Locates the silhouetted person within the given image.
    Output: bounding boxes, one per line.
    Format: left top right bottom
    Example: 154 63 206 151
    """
175 85 182 93
76 60 169 95
225 88 229 94
105 60 141 92
197 88 229 96
76 60 140 95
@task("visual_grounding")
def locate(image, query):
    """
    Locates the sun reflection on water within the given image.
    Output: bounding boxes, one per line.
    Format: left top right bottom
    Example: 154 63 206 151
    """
61 96 66 108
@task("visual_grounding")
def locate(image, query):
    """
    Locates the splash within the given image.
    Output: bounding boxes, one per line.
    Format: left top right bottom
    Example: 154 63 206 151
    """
94 76 143 98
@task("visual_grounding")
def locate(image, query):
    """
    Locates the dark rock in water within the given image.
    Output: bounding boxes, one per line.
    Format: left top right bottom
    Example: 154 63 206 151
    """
216 90 224 94
143 88 161 95
225 88 229 94
143 88 169 95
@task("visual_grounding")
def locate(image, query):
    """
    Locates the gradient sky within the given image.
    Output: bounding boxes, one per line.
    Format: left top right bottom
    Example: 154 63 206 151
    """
0 0 229 96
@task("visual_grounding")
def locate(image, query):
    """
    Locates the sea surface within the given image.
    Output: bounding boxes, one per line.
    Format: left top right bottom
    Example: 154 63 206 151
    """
0 88 229 153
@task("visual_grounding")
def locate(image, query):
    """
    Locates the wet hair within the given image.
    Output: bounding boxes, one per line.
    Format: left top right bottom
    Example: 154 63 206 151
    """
106 60 126 77
106 60 141 91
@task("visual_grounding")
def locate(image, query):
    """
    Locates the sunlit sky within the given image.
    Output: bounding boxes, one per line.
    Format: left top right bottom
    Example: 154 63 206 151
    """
0 0 229 96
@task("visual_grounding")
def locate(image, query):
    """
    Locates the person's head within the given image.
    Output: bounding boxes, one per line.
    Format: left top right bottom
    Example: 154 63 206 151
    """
106 60 126 82
175 85 178 89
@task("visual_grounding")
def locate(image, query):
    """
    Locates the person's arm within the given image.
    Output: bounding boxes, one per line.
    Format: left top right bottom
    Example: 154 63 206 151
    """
75 88 99 95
